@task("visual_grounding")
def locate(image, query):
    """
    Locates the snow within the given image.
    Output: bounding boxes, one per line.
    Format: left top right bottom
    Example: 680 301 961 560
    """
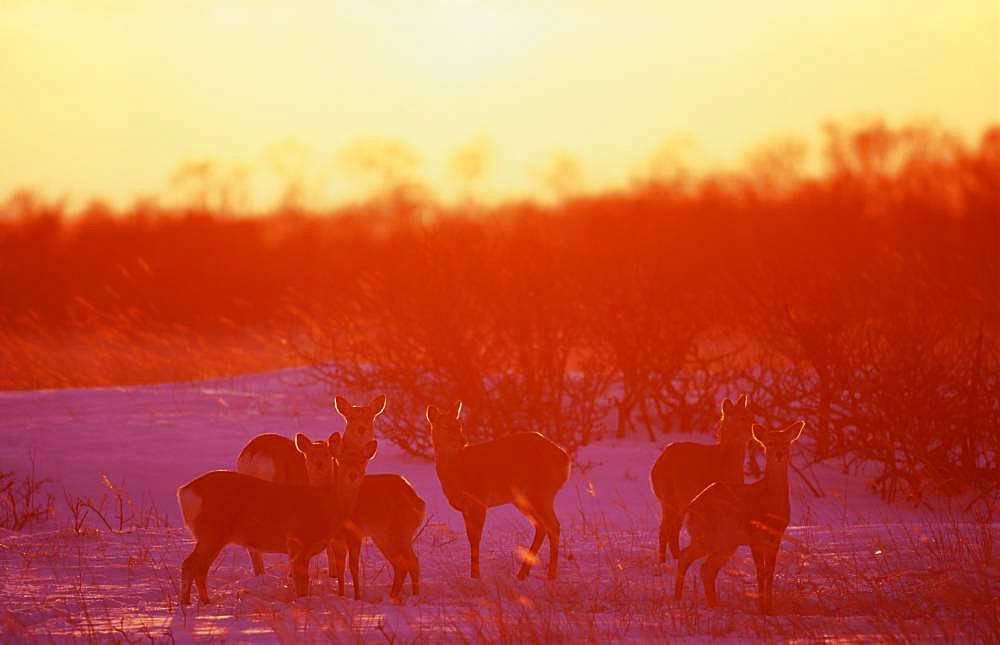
1 369 997 641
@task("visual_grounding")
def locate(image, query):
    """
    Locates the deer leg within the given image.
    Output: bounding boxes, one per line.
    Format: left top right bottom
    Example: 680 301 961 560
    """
659 499 683 562
389 566 405 601
193 563 212 605
387 548 406 601
332 539 348 596
348 533 362 600
407 542 420 596
513 494 550 580
537 499 562 580
183 540 224 605
516 518 546 580
751 545 767 608
372 534 402 600
674 542 706 601
326 542 337 578
247 548 265 576
700 548 736 608
382 533 418 600
286 537 312 598
184 542 219 606
391 522 421 597
290 554 310 598
462 505 486 579
180 553 197 606
762 544 780 614
668 515 685 561
657 507 671 563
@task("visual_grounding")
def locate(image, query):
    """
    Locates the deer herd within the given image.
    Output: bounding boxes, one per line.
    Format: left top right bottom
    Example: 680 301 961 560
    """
177 393 804 614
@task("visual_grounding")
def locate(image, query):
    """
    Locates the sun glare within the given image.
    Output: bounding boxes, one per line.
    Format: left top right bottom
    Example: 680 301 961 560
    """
352 2 543 85
0 0 995 207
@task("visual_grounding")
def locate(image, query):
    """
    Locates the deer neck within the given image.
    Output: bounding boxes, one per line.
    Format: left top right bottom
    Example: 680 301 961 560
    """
762 459 791 516
319 482 347 532
434 443 469 503
717 436 748 481
341 485 365 519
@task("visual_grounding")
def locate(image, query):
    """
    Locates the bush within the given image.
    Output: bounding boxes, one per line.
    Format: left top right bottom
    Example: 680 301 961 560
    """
3 122 998 501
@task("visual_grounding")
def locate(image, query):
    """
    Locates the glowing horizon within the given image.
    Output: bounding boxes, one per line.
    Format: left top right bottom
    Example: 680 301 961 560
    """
2 0 997 210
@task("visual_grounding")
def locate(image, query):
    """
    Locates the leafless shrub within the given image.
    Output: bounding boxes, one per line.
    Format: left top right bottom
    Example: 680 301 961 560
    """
63 489 91 535
60 476 169 534
98 475 170 532
0 456 55 531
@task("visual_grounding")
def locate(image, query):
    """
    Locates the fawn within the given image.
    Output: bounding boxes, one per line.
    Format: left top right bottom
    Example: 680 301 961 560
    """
426 401 571 580
331 473 426 601
177 433 377 605
235 432 338 575
650 394 754 562
673 420 805 613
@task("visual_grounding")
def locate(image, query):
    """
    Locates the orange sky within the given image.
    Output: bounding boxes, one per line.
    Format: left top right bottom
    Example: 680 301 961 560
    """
2 0 998 210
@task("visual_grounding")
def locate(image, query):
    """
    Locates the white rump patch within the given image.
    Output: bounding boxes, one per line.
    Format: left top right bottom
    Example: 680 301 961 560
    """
177 487 202 529
237 452 277 481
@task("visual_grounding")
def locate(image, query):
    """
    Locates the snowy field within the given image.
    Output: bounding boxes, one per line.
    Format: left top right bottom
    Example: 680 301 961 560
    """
1 369 997 642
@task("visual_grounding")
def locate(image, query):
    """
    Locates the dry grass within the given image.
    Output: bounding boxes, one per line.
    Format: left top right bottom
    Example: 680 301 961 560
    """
0 324 302 391
0 466 997 642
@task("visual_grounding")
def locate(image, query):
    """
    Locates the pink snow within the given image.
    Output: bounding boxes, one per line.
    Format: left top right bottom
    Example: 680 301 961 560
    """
1 369 996 641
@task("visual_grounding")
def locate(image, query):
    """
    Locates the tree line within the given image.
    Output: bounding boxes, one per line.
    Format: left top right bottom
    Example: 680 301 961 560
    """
2 122 997 507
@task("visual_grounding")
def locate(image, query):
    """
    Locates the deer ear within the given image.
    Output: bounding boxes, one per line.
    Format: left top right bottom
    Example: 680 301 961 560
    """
453 400 463 419
785 420 806 442
737 393 749 409
750 423 767 446
362 440 378 461
294 433 311 454
327 432 342 455
334 396 351 417
721 398 734 416
426 405 440 424
368 394 387 417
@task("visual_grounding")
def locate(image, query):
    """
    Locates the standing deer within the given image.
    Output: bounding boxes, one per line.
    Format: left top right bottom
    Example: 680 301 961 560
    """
650 394 754 562
235 432 337 575
236 395 419 601
177 433 377 605
331 474 426 601
426 401 571 580
673 420 805 613
324 394 388 587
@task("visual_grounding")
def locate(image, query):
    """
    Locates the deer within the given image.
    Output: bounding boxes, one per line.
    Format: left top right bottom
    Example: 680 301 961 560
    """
236 395 421 601
673 420 805 614
330 474 426 601
425 401 571 580
177 433 377 605
235 432 338 575
650 394 754 563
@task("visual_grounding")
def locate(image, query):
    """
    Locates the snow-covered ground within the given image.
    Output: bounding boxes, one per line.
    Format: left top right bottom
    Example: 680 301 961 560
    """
1 369 997 641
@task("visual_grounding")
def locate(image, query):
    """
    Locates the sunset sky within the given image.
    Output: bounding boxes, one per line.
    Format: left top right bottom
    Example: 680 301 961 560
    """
2 0 997 209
